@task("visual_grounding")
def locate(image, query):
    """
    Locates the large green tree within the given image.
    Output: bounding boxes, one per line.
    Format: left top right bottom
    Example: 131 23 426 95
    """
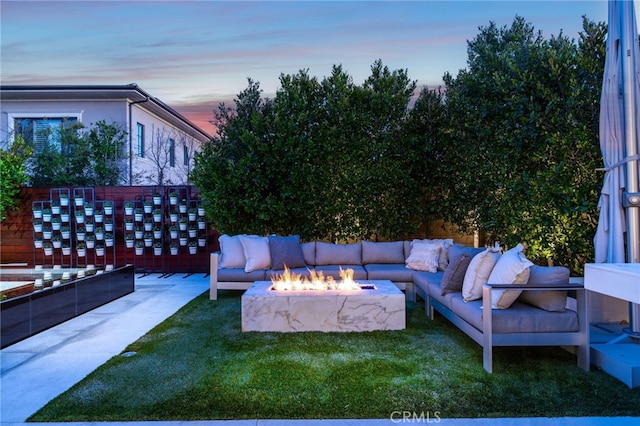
430 16 606 271
192 61 423 241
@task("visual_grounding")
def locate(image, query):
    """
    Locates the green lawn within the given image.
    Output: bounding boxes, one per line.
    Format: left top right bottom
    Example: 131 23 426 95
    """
30 291 640 421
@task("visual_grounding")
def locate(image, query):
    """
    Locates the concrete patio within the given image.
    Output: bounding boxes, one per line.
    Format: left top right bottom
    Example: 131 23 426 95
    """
1 273 637 426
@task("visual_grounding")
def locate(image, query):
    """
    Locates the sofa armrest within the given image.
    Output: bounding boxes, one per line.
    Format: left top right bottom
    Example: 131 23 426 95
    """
483 282 585 291
209 252 220 300
481 281 589 373
482 281 586 319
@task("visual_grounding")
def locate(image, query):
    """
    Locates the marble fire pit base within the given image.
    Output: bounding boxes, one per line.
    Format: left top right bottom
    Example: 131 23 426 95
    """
241 280 405 332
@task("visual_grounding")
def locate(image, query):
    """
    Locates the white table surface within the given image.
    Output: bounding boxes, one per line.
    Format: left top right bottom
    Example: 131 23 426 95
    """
584 263 640 304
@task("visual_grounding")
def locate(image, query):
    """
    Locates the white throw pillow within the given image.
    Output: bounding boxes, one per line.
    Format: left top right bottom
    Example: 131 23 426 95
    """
218 234 246 268
462 247 502 301
239 235 271 272
489 243 533 309
410 238 454 270
405 241 442 273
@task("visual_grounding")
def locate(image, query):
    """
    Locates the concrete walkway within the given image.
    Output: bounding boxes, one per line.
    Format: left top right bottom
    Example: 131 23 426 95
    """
1 273 637 426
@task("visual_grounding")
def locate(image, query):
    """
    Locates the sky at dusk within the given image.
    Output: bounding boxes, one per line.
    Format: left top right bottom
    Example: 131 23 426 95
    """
1 0 617 135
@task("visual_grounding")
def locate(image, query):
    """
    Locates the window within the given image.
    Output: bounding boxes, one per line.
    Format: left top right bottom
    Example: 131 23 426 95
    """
183 145 189 166
12 116 79 153
169 138 175 167
136 123 144 157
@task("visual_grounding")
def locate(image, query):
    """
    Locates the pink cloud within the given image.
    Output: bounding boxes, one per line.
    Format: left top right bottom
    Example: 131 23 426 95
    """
172 97 238 138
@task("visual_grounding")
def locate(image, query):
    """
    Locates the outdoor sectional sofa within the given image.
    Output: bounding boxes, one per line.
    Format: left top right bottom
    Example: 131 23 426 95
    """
209 235 590 373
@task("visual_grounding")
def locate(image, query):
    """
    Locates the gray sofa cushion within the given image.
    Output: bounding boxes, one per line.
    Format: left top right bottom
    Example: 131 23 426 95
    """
362 241 405 264
364 264 414 282
450 296 578 334
217 268 266 282
301 242 316 265
315 242 362 265
413 271 443 294
268 235 307 270
413 271 456 309
425 274 456 311
312 265 367 281
518 265 570 312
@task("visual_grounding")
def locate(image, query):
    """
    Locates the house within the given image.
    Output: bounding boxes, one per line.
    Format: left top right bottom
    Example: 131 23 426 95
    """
0 84 211 185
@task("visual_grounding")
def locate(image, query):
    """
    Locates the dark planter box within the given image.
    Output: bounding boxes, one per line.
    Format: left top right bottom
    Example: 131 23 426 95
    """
1 265 134 348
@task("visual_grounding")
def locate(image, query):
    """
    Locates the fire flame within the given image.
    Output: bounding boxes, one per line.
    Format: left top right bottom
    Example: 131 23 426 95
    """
271 266 362 291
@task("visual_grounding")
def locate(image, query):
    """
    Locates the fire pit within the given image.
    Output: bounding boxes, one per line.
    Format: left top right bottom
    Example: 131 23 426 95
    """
241 268 405 332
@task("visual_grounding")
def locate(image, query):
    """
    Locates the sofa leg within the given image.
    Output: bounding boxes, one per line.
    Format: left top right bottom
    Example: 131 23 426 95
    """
405 282 415 303
483 345 493 373
209 252 218 300
425 297 434 319
576 289 590 372
576 344 590 372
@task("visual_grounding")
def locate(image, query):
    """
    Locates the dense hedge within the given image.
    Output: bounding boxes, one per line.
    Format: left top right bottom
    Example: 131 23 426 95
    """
193 61 428 241
192 16 607 272
431 16 606 272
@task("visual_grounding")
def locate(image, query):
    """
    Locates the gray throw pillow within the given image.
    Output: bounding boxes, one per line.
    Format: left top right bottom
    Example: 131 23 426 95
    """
268 235 307 270
518 265 569 312
441 252 472 295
